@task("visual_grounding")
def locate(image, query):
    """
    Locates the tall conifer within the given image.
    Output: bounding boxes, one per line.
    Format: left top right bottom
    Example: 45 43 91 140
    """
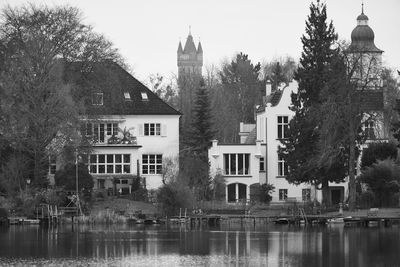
280 1 342 205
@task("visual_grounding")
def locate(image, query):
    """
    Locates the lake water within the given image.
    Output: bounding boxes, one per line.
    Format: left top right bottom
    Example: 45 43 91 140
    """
0 223 399 266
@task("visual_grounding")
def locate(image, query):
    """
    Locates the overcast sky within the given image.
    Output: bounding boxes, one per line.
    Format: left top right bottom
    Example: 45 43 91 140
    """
2 0 400 82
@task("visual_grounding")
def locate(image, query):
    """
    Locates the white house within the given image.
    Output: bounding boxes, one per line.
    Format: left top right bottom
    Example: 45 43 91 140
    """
209 8 388 204
209 81 324 203
49 62 180 193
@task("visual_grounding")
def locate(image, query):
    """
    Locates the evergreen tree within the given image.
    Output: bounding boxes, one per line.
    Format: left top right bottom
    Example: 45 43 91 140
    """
280 1 340 206
182 80 215 200
187 80 215 155
216 53 262 143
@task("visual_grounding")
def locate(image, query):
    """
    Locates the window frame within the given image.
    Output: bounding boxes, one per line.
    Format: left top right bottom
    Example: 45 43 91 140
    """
142 154 162 175
223 153 250 176
278 153 288 177
92 93 104 106
277 115 289 139
144 123 161 136
89 154 131 174
302 189 311 202
279 189 288 201
259 157 265 172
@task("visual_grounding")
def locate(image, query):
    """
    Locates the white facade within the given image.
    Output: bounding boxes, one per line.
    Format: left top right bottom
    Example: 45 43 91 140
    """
87 114 180 191
209 81 348 203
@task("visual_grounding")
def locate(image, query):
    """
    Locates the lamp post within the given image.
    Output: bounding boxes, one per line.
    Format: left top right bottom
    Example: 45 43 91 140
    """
75 149 80 216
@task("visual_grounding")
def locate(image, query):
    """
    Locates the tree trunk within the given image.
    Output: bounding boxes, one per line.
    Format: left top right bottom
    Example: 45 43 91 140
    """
321 179 331 208
348 119 356 211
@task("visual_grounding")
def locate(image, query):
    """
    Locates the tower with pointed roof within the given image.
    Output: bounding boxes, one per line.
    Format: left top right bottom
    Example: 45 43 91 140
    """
176 29 203 136
177 29 203 79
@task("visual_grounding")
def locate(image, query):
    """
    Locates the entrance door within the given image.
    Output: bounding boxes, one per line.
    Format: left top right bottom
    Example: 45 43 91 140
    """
331 188 343 205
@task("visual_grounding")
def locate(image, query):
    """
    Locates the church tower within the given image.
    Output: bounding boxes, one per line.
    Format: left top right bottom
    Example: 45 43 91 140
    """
347 4 383 88
177 29 203 136
177 29 203 80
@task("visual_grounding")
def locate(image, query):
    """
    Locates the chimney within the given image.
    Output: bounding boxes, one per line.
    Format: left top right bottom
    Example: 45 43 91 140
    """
266 79 272 96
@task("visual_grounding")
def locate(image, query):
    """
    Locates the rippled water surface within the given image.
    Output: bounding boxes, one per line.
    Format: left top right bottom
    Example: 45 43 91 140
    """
0 223 399 266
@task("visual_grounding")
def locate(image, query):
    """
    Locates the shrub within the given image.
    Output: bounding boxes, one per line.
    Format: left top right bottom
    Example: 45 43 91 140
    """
260 183 275 203
361 142 398 169
211 172 226 201
55 163 94 193
359 159 400 207
156 182 194 216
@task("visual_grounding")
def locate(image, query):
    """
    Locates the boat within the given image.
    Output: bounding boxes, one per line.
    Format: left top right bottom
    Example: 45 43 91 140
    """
274 218 289 224
328 216 353 224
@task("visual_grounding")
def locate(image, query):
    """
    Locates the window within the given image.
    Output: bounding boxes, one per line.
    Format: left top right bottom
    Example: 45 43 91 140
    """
259 157 265 172
223 153 250 175
89 154 130 174
85 123 118 143
279 189 288 201
141 92 148 100
92 93 103 105
49 156 56 175
124 92 131 100
277 116 289 139
144 123 161 136
364 120 375 140
302 189 311 202
142 154 162 174
278 154 288 176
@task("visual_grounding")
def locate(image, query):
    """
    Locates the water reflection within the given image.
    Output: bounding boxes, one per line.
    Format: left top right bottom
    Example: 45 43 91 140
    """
0 224 399 266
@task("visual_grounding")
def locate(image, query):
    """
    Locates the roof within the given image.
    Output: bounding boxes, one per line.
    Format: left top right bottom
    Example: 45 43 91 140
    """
197 41 203 53
348 11 383 53
64 62 181 116
257 89 284 113
183 34 197 54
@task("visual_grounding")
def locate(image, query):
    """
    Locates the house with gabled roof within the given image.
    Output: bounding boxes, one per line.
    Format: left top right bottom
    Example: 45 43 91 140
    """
49 62 181 193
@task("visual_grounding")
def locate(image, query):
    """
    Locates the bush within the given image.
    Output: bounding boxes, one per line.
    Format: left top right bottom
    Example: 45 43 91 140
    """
55 163 94 193
361 142 397 169
211 172 226 201
359 159 400 207
156 182 194 216
260 183 275 203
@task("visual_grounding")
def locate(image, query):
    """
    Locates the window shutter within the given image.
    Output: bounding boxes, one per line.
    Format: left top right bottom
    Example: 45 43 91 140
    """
139 124 144 136
161 124 167 136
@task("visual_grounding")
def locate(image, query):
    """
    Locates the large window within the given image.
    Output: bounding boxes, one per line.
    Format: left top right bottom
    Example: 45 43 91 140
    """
278 154 288 176
144 123 161 136
364 120 375 140
89 154 131 174
279 189 288 201
85 123 118 143
302 189 311 202
92 93 103 105
142 154 162 174
277 116 289 139
224 153 250 175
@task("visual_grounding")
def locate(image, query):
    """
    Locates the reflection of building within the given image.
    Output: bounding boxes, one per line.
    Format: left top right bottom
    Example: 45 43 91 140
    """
209 6 387 204
49 62 180 192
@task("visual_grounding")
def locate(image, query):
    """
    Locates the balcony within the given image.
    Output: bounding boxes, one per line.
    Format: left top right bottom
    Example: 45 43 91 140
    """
86 135 141 148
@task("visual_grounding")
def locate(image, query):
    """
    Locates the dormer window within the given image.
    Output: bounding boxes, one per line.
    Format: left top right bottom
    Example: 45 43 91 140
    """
124 92 131 100
92 93 103 106
141 92 148 101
